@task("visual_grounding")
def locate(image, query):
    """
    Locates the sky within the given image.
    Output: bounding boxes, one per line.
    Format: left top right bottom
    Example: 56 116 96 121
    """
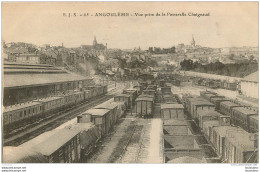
2 2 259 49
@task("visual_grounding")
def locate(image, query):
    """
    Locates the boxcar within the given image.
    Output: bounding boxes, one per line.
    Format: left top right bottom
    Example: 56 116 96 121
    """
210 97 230 111
160 103 184 120
83 108 111 137
162 95 178 104
135 96 154 118
212 126 257 163
231 107 258 133
197 110 221 129
94 99 119 126
143 89 155 96
190 101 215 120
200 91 217 97
114 94 131 108
249 115 258 133
123 89 138 104
219 101 242 117
184 97 205 114
161 87 172 95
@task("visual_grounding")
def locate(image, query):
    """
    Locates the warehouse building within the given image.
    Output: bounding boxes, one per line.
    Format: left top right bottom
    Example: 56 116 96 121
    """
3 62 93 106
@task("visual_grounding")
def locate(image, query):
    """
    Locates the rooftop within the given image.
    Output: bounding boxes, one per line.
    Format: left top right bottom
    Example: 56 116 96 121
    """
161 103 184 109
220 101 241 107
83 108 110 117
214 126 255 151
4 101 41 113
94 99 119 110
135 97 153 102
199 110 222 117
163 119 188 126
33 123 94 156
232 107 258 115
3 63 91 88
115 94 130 98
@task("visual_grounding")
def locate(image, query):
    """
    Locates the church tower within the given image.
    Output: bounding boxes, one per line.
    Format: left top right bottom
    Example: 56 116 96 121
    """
191 35 195 47
93 36 98 46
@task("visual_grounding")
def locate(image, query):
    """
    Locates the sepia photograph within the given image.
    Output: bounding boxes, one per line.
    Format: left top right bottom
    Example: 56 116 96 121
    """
1 1 259 166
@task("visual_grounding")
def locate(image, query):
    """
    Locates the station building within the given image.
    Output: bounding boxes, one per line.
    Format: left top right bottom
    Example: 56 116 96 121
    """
3 62 93 106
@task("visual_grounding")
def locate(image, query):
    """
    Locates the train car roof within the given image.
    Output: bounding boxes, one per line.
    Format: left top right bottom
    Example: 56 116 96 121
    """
135 97 153 102
220 101 241 107
168 156 207 163
232 107 258 115
4 101 42 113
213 126 255 151
200 91 217 95
199 110 222 117
33 124 94 156
210 97 229 101
143 89 155 92
191 100 214 106
161 103 184 109
163 119 188 126
115 94 130 98
203 120 220 129
84 108 110 116
139 94 154 98
3 146 47 163
95 99 119 110
34 96 63 102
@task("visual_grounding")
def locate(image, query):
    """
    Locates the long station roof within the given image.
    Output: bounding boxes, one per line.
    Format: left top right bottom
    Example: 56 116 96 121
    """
3 63 91 88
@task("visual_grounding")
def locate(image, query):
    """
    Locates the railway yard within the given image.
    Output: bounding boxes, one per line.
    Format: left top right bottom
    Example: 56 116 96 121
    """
2 70 259 163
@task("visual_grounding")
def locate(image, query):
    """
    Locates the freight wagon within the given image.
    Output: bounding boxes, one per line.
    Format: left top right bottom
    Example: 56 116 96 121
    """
114 94 131 108
142 89 156 96
135 96 154 118
82 108 111 137
210 97 230 111
212 126 257 163
231 107 258 133
219 101 242 117
249 115 259 133
161 87 172 95
160 103 184 120
190 101 215 120
123 89 138 104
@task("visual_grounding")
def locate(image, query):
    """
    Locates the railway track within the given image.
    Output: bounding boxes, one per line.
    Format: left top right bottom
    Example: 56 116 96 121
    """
116 118 147 163
4 85 125 146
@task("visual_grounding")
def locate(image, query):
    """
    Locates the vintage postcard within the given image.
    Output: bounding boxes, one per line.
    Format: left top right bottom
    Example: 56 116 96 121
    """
1 2 258 167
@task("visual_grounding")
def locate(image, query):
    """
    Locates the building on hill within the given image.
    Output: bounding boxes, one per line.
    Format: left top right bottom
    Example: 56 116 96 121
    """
240 71 258 99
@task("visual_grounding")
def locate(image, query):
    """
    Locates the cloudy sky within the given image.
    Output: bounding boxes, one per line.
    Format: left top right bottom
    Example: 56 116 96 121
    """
2 2 258 49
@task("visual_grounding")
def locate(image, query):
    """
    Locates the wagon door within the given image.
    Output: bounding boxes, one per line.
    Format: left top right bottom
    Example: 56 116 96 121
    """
164 109 170 120
170 109 177 119
142 101 147 115
136 101 142 114
147 101 152 115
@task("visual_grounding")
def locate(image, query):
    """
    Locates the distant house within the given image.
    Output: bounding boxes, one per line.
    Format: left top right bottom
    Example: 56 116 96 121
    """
16 54 41 64
240 71 258 99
